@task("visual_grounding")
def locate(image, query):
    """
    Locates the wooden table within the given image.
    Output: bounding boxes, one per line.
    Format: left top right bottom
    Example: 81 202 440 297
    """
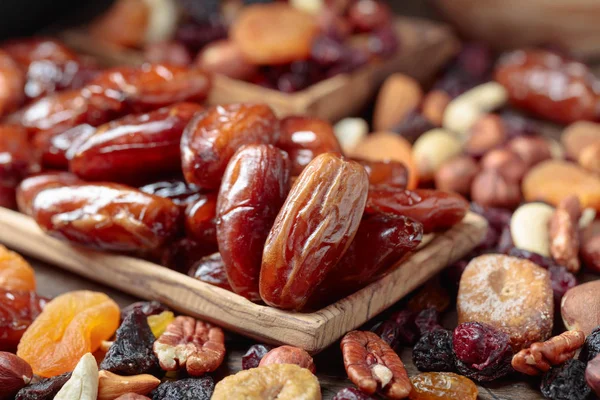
30 257 543 399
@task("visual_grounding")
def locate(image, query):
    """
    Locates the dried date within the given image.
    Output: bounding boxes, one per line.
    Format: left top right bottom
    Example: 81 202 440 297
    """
184 193 218 245
495 49 600 124
188 253 232 291
70 103 203 184
365 188 469 233
276 115 341 175
160 238 216 274
181 103 280 189
217 144 290 300
16 171 81 216
0 289 48 351
356 159 409 189
0 49 25 116
259 153 368 310
0 125 39 187
34 124 96 169
30 183 181 251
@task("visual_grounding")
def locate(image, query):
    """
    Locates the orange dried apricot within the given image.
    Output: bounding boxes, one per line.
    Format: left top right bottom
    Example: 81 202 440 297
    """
0 245 36 291
17 290 120 377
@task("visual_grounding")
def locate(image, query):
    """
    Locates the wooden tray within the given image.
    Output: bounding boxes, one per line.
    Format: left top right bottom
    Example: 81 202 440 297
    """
60 17 460 121
0 207 486 352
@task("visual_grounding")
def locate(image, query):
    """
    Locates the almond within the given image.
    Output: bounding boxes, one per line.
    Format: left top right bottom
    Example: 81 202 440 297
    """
98 370 160 400
373 73 422 132
562 121 600 160
421 90 450 126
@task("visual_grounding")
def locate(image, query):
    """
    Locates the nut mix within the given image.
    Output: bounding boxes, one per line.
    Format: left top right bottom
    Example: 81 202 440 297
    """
1 20 600 400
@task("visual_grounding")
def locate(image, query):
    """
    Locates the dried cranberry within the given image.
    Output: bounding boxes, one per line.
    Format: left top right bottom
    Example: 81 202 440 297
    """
474 226 499 253
415 308 443 336
152 376 214 400
241 344 273 370
367 25 399 58
175 21 228 52
413 329 456 372
456 43 494 80
391 110 436 143
390 309 418 345
176 0 219 22
548 265 577 307
332 387 376 400
452 322 513 382
310 36 346 66
373 320 401 349
120 301 168 322
496 226 514 254
579 326 600 362
540 359 590 400
499 110 540 138
470 203 512 231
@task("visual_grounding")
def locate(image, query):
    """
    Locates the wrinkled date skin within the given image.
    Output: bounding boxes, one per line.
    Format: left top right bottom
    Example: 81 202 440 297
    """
139 178 201 208
341 330 411 399
88 64 211 113
260 153 368 310
160 237 217 274
495 49 600 124
217 144 291 301
0 289 48 351
34 124 96 169
2 37 97 99
70 103 204 184
31 183 181 252
365 188 469 233
185 193 218 245
188 253 232 291
356 159 409 189
181 103 280 190
311 213 423 307
276 115 341 175
0 125 39 188
0 49 25 116
16 171 82 215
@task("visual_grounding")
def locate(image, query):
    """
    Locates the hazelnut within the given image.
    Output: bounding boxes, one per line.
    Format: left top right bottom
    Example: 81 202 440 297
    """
421 90 451 126
471 169 521 209
412 128 462 181
578 141 600 175
195 40 257 80
464 114 506 156
561 281 600 335
434 156 480 196
480 148 528 182
507 136 552 168
259 345 316 373
586 354 600 397
0 351 33 400
373 73 423 132
582 235 600 273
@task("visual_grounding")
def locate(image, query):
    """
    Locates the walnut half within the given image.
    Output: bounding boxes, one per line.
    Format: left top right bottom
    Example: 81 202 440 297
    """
152 316 225 376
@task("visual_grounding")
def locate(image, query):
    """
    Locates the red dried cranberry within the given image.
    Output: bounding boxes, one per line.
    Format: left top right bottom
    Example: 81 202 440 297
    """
332 387 376 400
470 203 512 231
367 25 399 58
456 43 494 80
474 226 499 253
548 265 577 307
496 226 514 254
241 344 273 370
452 322 513 382
413 329 456 372
175 21 227 52
541 359 590 400
390 309 418 345
415 308 443 336
373 320 401 349
310 36 346 66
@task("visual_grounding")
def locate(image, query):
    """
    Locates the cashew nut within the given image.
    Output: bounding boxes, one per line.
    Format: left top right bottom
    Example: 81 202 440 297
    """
412 128 462 181
54 353 99 400
510 202 555 257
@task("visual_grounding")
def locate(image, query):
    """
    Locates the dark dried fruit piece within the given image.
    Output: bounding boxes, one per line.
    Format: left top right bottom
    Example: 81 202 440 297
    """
390 309 418 346
181 103 279 189
217 144 291 300
413 329 456 372
151 376 214 400
453 322 513 382
356 159 409 189
365 188 468 233
185 194 217 245
540 359 590 400
260 153 369 310
276 116 341 175
188 253 232 291
332 387 376 400
415 308 443 336
70 103 204 184
161 238 217 274
139 179 201 208
580 326 600 362
373 320 402 349
100 308 161 376
241 344 273 370
31 183 181 252
15 372 71 400
120 301 168 322
0 289 48 352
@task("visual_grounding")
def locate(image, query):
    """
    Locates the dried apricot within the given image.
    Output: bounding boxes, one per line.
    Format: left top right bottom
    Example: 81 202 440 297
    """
0 245 36 291
409 372 478 400
148 311 175 338
17 290 120 377
231 3 319 65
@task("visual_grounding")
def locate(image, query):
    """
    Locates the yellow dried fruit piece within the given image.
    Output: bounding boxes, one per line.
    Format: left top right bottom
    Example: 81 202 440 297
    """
147 311 175 338
410 372 478 400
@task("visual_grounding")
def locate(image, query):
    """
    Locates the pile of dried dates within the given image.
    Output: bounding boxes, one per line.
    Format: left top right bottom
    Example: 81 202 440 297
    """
87 0 399 93
1 24 600 400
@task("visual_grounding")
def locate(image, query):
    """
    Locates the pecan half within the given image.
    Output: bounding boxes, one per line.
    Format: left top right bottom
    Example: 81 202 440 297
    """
152 316 225 376
341 330 411 399
512 330 585 376
549 195 581 273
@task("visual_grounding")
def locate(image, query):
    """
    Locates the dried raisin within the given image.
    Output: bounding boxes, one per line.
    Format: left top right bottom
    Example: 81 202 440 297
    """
413 329 456 372
540 359 590 400
15 372 72 400
241 344 273 370
151 376 214 400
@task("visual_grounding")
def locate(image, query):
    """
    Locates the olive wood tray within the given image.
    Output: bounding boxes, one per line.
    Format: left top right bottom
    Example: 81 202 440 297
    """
60 17 460 121
0 207 486 352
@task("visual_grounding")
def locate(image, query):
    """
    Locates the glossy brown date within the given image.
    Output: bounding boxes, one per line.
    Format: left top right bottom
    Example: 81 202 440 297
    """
217 144 291 301
365 188 469 233
31 183 181 251
0 184 17 209
88 64 211 113
70 102 204 184
0 125 38 187
33 124 96 169
355 159 409 189
188 252 232 291
0 49 25 116
16 171 82 215
276 116 341 175
185 193 218 245
311 213 423 307
181 103 280 189
139 178 201 208
495 49 600 124
161 237 217 274
259 152 369 310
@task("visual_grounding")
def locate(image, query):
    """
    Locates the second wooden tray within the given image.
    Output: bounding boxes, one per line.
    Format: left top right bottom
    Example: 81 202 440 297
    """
0 208 486 352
